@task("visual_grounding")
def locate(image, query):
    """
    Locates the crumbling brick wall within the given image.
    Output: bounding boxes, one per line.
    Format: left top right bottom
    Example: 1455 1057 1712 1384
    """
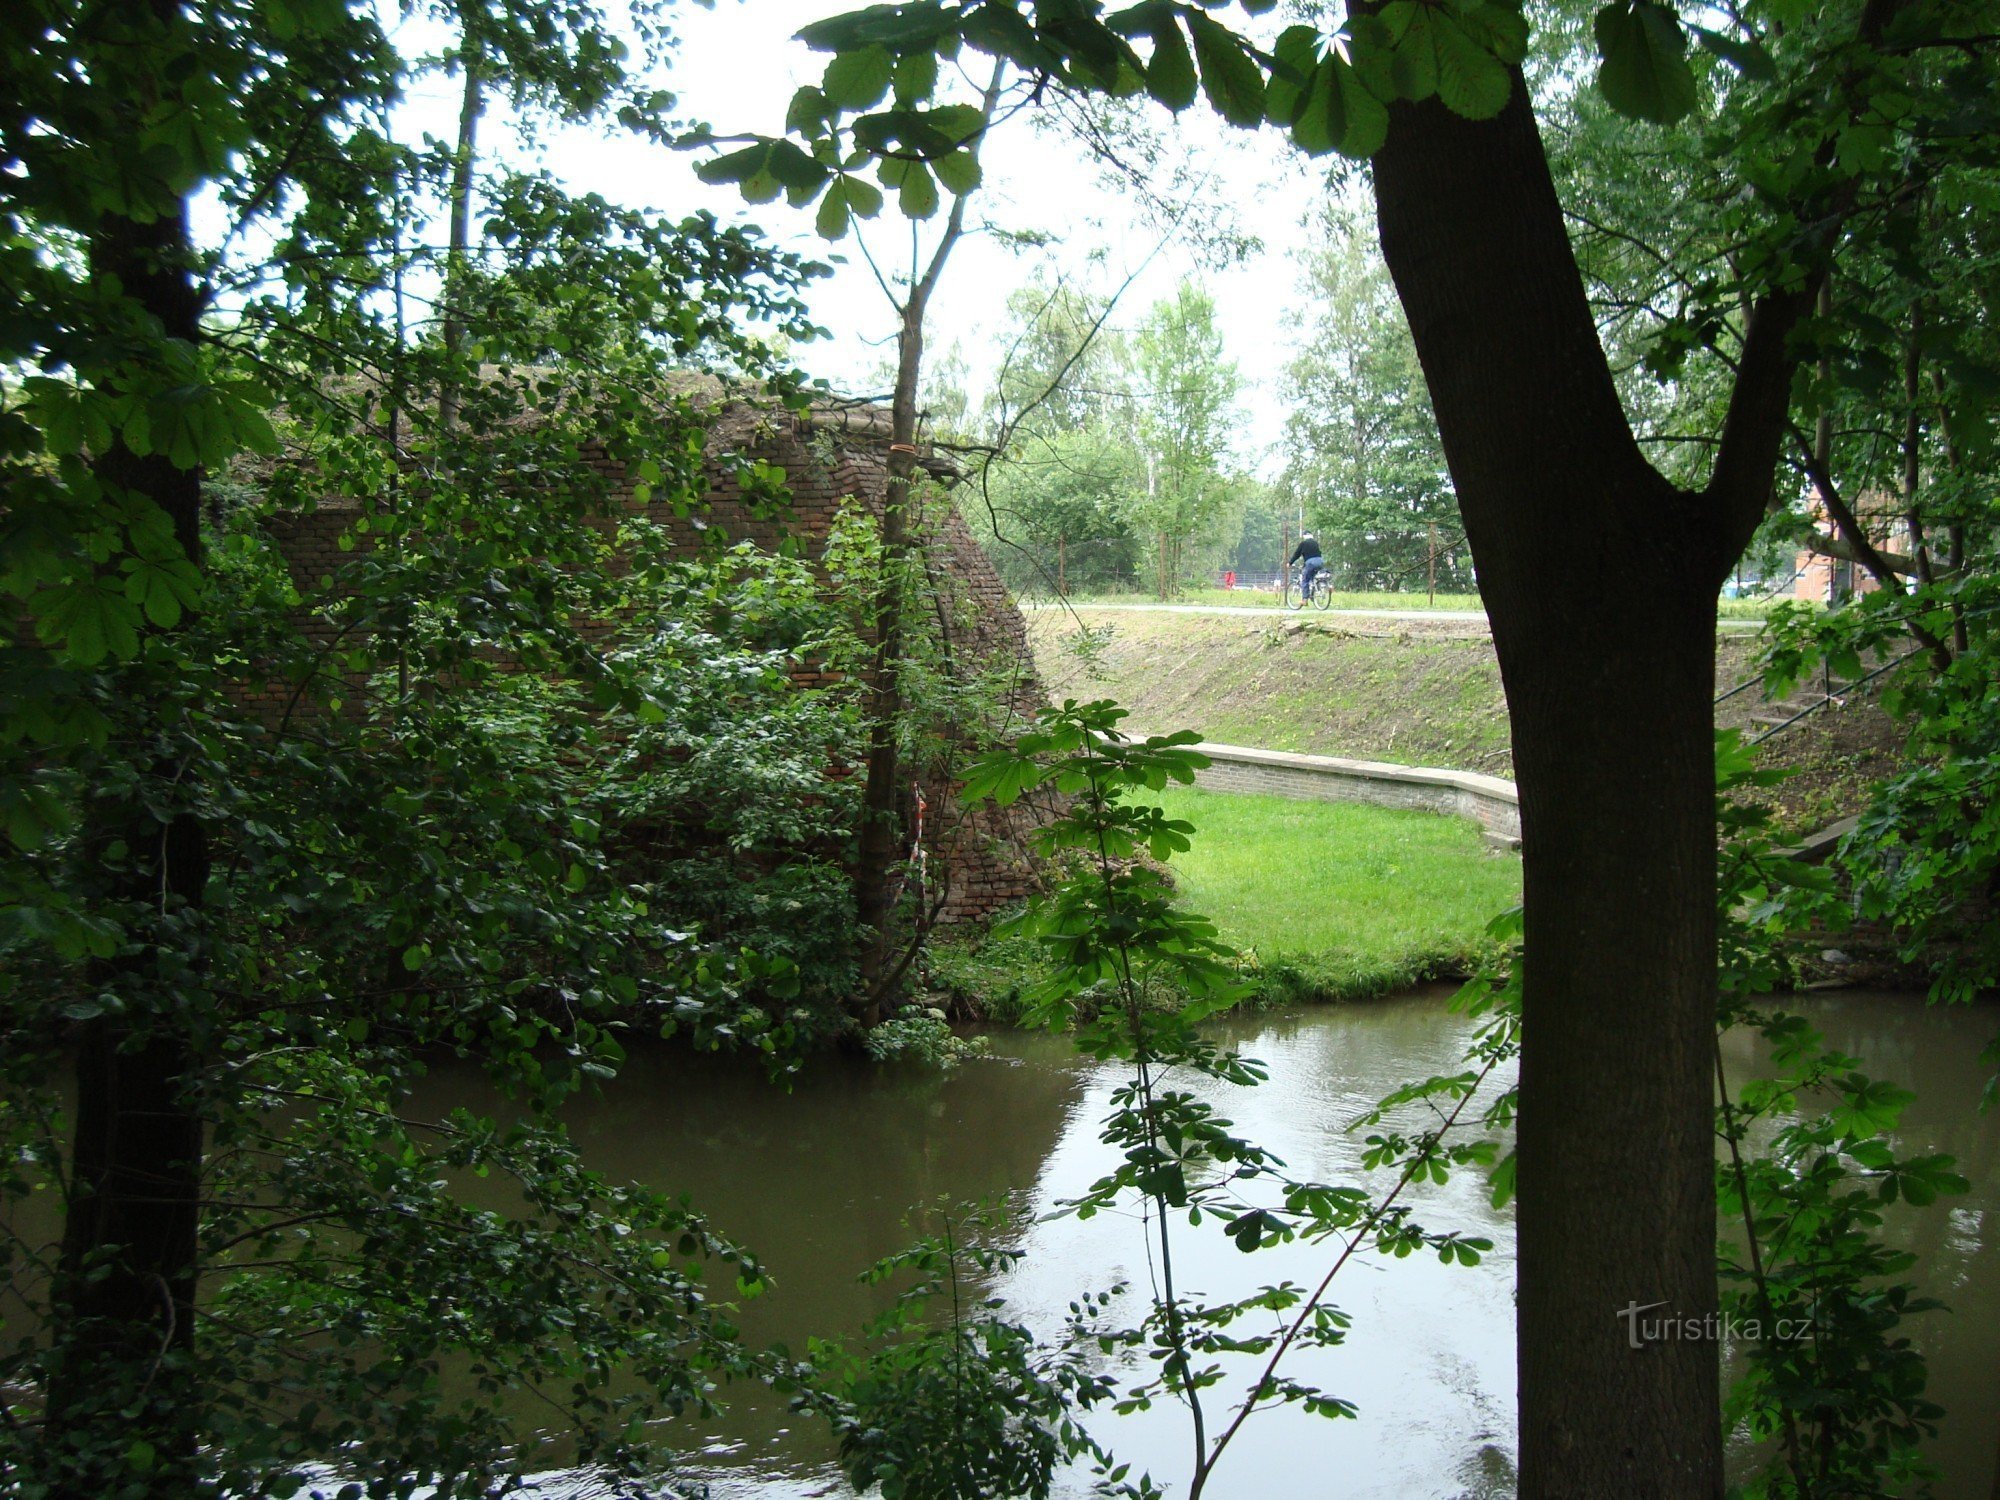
261 393 1053 925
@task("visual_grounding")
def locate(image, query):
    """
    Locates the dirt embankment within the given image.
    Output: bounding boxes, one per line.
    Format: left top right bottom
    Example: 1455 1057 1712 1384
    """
1026 606 1907 836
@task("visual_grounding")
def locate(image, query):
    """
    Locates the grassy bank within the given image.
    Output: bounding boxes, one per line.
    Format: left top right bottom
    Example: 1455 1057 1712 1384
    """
927 789 1523 1014
1030 587 1791 618
1028 606 1515 771
1152 786 1522 1002
1025 607 1897 830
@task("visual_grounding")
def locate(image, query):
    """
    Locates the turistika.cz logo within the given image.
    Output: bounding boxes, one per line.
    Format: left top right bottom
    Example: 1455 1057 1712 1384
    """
1617 1300 1815 1350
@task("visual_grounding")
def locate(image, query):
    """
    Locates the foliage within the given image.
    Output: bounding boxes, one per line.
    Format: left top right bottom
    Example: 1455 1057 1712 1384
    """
964 277 1251 599
1711 731 1970 1496
957 700 1508 1495
0 0 847 1491
1756 577 2000 1009
862 1004 993 1068
801 1205 1123 1500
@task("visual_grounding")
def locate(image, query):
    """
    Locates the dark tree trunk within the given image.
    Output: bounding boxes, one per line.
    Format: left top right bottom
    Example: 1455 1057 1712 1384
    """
849 70 1002 1017
43 188 210 1494
852 293 927 1016
1371 81 1763 1495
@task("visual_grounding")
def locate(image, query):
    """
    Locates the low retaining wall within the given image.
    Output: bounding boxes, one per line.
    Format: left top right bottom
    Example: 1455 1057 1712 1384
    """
1189 741 1521 846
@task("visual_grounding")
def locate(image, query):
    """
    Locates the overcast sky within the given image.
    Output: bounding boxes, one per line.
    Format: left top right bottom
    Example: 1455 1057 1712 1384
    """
380 0 1352 478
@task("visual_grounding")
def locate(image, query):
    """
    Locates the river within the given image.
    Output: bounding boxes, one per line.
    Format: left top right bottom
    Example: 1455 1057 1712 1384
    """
412 988 2000 1498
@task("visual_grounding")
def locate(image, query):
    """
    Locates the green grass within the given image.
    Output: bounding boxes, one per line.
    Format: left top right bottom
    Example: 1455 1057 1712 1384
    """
1028 608 1513 771
925 788 1524 1017
1151 786 1522 1003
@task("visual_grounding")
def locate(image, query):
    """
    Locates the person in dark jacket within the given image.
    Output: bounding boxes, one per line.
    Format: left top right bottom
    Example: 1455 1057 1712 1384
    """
1289 532 1324 604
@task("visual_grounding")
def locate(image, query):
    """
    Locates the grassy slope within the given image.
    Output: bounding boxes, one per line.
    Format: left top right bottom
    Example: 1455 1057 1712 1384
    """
1027 606 1903 831
1030 608 1515 771
1046 587 1784 617
927 607 1908 1017
1056 587 1487 612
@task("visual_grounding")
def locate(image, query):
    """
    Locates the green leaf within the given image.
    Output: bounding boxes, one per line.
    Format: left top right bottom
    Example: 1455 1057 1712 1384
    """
1144 15 1197 112
1433 11 1511 119
1263 25 1323 126
695 143 771 187
40 579 142 665
1380 2 1437 101
122 554 202 627
824 46 894 110
893 49 938 103
786 85 832 135
896 160 939 218
1186 13 1265 127
1692 24 1776 81
816 185 852 239
1458 3 1530 67
933 148 981 196
1594 2 1697 125
766 139 832 202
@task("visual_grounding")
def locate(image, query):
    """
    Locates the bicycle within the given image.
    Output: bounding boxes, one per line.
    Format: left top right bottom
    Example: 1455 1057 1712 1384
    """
1285 564 1335 611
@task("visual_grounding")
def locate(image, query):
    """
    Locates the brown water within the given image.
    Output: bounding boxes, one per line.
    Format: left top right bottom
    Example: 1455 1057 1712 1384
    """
407 989 2000 1499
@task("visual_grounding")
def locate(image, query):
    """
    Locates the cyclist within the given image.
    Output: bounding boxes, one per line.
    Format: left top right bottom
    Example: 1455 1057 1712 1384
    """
1289 531 1324 606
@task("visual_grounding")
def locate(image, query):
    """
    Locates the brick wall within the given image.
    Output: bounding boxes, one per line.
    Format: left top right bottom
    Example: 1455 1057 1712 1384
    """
262 394 1053 926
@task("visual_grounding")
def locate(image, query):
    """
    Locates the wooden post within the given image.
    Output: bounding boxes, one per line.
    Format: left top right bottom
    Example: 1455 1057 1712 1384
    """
1428 520 1438 604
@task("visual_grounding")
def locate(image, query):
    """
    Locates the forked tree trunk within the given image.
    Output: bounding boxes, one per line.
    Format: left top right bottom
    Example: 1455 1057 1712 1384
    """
1371 78 1807 1494
45 186 210 1495
850 69 1003 1015
852 293 928 1014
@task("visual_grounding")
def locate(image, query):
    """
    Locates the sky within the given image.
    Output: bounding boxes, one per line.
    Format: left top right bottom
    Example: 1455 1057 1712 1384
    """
383 0 1353 479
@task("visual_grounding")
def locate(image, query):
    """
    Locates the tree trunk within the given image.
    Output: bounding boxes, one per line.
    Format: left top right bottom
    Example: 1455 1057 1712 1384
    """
851 292 926 1015
45 188 210 1496
437 47 483 432
1373 82 1732 1496
849 69 1002 1015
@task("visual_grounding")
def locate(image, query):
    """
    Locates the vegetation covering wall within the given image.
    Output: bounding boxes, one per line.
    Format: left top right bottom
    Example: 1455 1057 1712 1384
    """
258 389 1054 926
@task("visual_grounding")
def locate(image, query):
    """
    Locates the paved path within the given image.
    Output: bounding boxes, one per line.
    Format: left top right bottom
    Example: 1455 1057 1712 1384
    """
1022 600 1491 623
1022 600 1768 633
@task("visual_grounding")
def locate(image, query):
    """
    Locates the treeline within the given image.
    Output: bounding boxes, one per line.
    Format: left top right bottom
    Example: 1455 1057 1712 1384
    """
954 211 1471 599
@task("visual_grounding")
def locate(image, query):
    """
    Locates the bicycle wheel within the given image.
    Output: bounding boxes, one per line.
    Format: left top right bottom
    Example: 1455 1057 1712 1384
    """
1311 576 1333 610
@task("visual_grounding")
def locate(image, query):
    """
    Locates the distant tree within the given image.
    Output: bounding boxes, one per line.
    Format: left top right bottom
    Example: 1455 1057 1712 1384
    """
1128 282 1244 596
1281 206 1466 592
966 280 1141 593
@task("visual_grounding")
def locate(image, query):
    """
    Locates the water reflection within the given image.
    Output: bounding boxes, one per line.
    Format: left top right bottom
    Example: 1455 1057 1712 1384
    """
559 991 1994 1499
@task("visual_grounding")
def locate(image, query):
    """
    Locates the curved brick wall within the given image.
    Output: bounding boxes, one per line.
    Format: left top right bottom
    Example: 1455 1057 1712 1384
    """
260 394 1052 926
